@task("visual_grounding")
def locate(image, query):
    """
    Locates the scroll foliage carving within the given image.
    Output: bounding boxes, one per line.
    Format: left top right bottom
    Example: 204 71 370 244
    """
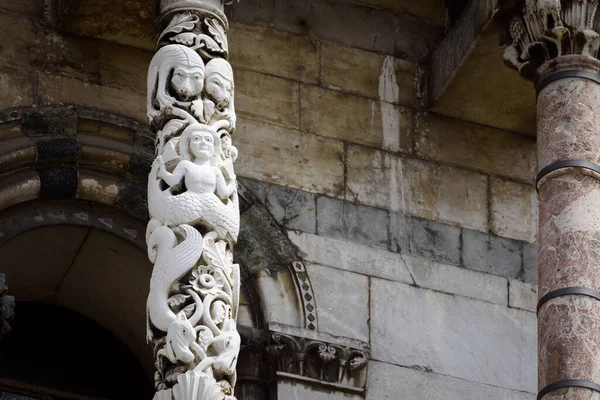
266 327 369 389
146 3 239 400
502 0 600 79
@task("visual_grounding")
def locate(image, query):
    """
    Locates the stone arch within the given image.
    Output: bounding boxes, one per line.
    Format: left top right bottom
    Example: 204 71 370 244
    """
0 106 319 373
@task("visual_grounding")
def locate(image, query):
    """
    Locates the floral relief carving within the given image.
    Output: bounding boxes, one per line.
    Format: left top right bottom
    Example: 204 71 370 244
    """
266 324 369 390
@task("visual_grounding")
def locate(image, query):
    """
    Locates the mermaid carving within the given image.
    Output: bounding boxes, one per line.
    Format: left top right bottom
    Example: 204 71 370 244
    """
146 7 241 398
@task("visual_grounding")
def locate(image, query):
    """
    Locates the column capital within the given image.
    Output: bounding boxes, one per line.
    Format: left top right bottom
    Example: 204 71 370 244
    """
156 0 229 59
158 0 227 26
500 0 600 80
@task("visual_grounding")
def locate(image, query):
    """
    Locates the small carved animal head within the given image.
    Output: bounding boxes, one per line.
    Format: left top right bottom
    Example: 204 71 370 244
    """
171 65 205 102
165 313 197 364
205 58 234 110
210 319 241 377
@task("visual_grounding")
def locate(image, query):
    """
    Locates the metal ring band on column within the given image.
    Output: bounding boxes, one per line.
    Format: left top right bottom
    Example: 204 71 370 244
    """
535 160 600 193
538 379 600 399
535 70 600 95
537 287 600 313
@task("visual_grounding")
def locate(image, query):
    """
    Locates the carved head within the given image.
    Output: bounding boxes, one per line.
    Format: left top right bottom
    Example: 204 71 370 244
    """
170 49 205 101
219 130 232 151
165 313 197 364
205 58 234 110
211 319 241 377
179 123 222 163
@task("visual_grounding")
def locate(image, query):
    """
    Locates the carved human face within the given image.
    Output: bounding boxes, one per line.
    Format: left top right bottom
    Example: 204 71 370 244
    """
205 73 233 109
220 133 231 150
189 130 214 160
171 66 204 101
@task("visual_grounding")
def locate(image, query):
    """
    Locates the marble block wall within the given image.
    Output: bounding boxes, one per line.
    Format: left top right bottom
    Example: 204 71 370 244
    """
227 1 538 398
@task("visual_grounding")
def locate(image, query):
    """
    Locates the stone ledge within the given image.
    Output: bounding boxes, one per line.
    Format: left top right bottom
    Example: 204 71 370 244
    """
276 372 364 395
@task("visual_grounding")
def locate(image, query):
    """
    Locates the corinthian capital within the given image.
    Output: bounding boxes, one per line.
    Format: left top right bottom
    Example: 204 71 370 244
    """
501 0 600 79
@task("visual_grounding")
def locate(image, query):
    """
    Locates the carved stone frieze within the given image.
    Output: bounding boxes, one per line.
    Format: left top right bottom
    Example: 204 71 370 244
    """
501 0 600 79
265 323 369 390
147 1 240 399
0 274 15 338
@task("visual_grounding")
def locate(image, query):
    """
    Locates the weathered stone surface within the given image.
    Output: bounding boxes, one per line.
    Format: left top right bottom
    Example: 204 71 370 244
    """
522 243 538 284
407 258 508 306
79 134 132 173
0 140 36 174
429 20 537 137
405 216 461 265
0 70 34 110
0 0 44 17
229 22 319 84
288 231 414 284
306 263 369 341
317 196 388 248
416 114 537 182
509 279 537 312
38 74 146 122
290 230 507 305
345 145 403 211
76 169 123 205
237 177 268 204
38 167 78 200
462 229 522 279
347 146 487 238
367 361 535 400
236 117 345 196
114 182 147 221
36 138 80 164
351 0 447 24
403 159 488 231
491 179 537 243
98 41 152 96
0 169 40 211
265 184 316 233
389 213 462 265
0 13 35 70
235 69 300 129
0 124 36 173
23 108 78 138
371 279 536 392
273 0 443 60
29 34 100 84
321 41 419 105
278 378 363 400
227 0 273 24
61 0 155 50
237 204 302 275
301 86 413 152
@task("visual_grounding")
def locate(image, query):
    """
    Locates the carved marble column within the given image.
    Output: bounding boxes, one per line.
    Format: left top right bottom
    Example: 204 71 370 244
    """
502 1 600 399
146 1 240 399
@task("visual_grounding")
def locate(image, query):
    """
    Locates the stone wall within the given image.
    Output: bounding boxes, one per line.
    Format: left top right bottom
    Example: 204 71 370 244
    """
0 0 537 398
227 2 538 398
